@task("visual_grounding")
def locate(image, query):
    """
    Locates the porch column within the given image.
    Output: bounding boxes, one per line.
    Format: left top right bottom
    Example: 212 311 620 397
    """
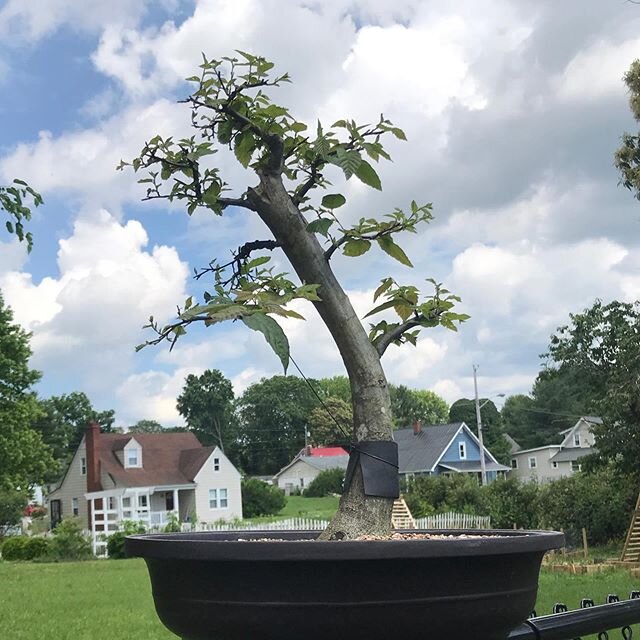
173 489 180 519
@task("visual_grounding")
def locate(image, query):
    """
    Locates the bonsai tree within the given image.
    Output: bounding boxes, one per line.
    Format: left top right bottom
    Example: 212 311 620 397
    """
123 52 468 539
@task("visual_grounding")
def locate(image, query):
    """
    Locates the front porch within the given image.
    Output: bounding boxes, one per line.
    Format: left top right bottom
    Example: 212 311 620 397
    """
85 484 195 555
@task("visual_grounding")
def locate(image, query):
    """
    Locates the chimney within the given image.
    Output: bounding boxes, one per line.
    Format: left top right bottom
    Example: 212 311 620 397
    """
412 420 422 435
85 422 102 492
305 445 312 456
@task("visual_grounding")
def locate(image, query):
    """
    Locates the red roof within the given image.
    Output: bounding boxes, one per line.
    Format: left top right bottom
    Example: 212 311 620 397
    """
309 447 348 457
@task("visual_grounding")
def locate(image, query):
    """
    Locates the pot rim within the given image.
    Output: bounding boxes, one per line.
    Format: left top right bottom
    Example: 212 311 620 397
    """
125 528 564 562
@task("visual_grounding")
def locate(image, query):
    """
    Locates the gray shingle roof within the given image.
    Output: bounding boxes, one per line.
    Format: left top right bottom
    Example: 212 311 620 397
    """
550 447 595 462
439 460 510 473
393 423 464 473
302 455 350 472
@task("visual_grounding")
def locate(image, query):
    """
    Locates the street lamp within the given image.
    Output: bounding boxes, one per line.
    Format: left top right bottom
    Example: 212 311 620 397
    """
472 364 505 486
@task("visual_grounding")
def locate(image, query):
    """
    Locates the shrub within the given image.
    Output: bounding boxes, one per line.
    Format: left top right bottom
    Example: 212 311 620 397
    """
48 517 93 561
537 469 636 546
0 488 28 537
484 476 540 529
1 536 50 560
106 520 147 559
242 479 286 517
405 475 489 517
164 512 181 533
305 468 344 497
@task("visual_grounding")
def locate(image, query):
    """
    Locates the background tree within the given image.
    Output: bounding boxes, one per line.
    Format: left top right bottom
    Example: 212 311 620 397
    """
176 370 236 451
0 487 29 537
128 419 164 433
449 398 510 463
0 293 54 491
615 59 640 199
308 396 352 446
34 391 115 481
542 299 640 477
315 375 352 403
389 385 448 428
126 52 468 538
236 376 318 475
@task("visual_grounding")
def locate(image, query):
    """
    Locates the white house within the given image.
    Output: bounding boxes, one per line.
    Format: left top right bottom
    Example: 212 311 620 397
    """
273 447 349 493
47 423 242 554
509 416 600 483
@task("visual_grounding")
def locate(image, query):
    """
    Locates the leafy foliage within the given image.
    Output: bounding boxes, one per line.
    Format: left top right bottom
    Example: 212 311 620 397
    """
0 293 54 491
615 59 640 199
106 521 147 559
241 479 286 517
308 397 352 446
1 536 50 561
389 386 448 428
124 52 468 368
176 370 236 451
542 299 640 477
235 376 319 475
127 419 164 433
48 517 93 561
0 488 29 536
1 179 43 252
304 468 345 497
33 391 115 482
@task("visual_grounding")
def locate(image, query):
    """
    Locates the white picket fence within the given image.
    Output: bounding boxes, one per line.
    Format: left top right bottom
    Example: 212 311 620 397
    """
170 517 331 533
415 512 491 530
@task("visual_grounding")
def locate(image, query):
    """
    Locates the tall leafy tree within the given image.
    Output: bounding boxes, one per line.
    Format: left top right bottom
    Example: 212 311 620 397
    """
125 52 468 538
543 299 640 477
34 391 115 480
615 59 640 199
315 376 352 404
128 419 164 433
236 376 319 475
0 293 54 491
389 385 448 428
176 370 236 450
308 396 352 447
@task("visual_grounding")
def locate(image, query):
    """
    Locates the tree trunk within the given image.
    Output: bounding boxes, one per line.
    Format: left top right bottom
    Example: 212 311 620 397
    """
248 172 394 539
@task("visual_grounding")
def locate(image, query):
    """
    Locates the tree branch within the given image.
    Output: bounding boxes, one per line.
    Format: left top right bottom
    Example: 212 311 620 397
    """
375 318 423 357
141 193 257 212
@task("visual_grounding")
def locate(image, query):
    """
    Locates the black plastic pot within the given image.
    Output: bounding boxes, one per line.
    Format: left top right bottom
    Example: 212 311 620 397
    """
126 529 564 640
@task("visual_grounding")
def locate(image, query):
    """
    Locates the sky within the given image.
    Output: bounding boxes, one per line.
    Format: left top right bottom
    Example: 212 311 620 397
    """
1 0 639 427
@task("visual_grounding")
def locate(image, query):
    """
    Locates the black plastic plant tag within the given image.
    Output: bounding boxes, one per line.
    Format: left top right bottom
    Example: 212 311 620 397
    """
344 441 399 499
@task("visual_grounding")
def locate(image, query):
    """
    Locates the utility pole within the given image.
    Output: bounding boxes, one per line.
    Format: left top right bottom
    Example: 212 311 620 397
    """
473 364 488 486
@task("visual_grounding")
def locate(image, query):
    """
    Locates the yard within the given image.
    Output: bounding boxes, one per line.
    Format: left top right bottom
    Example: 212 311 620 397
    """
243 494 340 523
1 558 638 639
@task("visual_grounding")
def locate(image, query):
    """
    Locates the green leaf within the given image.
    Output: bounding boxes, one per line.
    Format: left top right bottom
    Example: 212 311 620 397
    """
306 218 334 237
377 236 413 267
373 278 393 302
203 183 220 208
354 160 382 190
364 299 398 318
234 131 256 168
242 313 290 373
5 221 13 234
290 121 307 133
342 238 371 257
245 256 271 270
390 127 407 141
321 193 346 209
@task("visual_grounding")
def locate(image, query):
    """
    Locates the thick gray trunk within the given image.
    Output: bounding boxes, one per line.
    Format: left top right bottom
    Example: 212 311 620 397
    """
248 173 394 538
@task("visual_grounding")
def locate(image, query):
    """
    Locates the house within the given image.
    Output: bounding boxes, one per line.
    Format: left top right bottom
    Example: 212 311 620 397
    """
46 423 242 554
509 416 600 483
273 446 349 494
394 421 510 482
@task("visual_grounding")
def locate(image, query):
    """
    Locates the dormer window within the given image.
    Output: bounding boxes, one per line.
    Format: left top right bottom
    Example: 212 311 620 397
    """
458 442 466 460
573 433 580 446
124 439 142 468
213 457 220 471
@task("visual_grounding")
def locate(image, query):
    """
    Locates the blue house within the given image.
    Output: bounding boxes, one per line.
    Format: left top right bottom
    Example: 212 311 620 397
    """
394 422 510 483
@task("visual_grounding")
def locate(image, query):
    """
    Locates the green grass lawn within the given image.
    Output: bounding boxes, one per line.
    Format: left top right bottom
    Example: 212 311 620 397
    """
242 494 340 523
1 559 638 639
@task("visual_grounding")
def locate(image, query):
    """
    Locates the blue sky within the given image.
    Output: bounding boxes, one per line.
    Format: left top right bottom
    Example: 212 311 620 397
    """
1 0 639 426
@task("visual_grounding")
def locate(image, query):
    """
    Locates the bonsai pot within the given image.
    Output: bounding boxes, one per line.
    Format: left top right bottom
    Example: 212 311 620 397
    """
126 529 564 640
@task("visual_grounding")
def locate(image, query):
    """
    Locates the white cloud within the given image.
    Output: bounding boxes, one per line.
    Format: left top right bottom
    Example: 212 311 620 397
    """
557 37 640 102
1 210 189 392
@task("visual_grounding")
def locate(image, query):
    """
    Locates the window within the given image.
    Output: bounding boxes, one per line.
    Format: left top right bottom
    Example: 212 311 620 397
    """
81 457 87 475
213 457 220 472
571 460 582 472
122 497 131 508
458 442 466 460
108 497 116 510
72 498 79 516
573 433 581 446
127 449 139 467
209 488 229 509
300 478 305 488
528 457 537 469
138 495 148 508
511 459 518 469
552 461 558 469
